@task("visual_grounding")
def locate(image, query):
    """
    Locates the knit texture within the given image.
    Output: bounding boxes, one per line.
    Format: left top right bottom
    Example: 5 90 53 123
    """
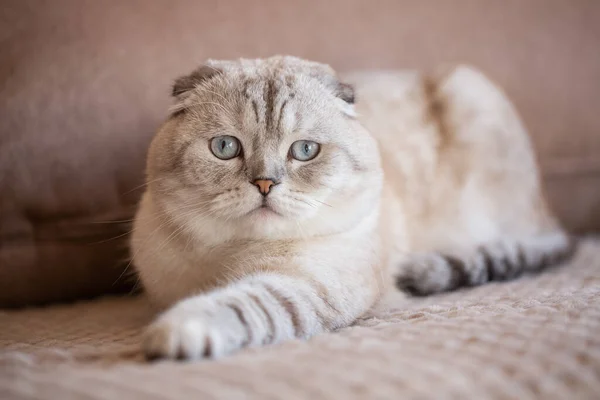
1 239 599 399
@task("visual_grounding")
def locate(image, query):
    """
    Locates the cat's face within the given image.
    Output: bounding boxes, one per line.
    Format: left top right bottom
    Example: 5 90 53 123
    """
146 57 382 238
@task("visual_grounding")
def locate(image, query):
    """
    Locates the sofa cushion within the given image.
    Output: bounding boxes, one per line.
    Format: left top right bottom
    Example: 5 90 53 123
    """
1 0 599 307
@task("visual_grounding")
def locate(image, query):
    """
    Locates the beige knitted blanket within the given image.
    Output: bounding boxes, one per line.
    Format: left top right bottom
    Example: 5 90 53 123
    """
2 239 599 399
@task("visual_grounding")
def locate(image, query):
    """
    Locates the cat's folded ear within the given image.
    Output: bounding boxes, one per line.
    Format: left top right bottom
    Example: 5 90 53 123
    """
172 64 223 98
334 82 355 105
304 62 355 116
169 62 226 115
325 78 356 117
306 64 355 104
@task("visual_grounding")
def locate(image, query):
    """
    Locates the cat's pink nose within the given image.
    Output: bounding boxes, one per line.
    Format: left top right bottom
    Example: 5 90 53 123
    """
253 179 275 196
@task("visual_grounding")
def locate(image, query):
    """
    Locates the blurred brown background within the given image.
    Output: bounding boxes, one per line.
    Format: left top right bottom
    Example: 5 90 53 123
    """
1 0 599 307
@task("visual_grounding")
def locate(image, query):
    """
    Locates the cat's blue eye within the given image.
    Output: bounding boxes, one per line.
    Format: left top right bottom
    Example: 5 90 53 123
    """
290 140 320 161
210 135 241 160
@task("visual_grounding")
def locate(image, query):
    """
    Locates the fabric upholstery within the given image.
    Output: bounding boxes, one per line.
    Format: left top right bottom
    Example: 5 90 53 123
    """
1 238 599 399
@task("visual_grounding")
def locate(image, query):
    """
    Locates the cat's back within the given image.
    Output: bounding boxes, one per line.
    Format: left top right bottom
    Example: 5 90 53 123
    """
344 65 536 185
345 66 551 253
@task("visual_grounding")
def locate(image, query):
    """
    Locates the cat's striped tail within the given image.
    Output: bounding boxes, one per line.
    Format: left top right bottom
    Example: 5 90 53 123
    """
396 232 576 296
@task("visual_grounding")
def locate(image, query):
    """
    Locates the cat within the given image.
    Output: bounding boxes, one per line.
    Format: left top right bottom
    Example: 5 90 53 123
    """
131 56 574 360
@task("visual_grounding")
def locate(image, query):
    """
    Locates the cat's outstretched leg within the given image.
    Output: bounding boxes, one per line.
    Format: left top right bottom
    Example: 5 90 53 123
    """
144 272 368 360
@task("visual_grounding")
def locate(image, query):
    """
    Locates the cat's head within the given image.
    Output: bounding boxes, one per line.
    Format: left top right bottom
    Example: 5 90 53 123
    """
146 56 382 239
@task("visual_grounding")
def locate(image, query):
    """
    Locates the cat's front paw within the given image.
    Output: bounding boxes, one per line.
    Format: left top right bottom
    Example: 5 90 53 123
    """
143 299 247 361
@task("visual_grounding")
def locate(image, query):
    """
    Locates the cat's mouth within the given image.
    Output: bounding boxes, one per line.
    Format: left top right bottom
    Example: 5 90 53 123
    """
249 200 283 217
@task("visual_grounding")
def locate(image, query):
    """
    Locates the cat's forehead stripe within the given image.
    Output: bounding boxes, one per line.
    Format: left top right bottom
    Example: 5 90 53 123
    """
277 99 289 134
242 74 297 142
263 78 277 132
242 78 261 124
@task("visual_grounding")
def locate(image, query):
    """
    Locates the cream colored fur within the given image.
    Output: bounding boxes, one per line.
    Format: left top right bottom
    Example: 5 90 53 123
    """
131 56 571 360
